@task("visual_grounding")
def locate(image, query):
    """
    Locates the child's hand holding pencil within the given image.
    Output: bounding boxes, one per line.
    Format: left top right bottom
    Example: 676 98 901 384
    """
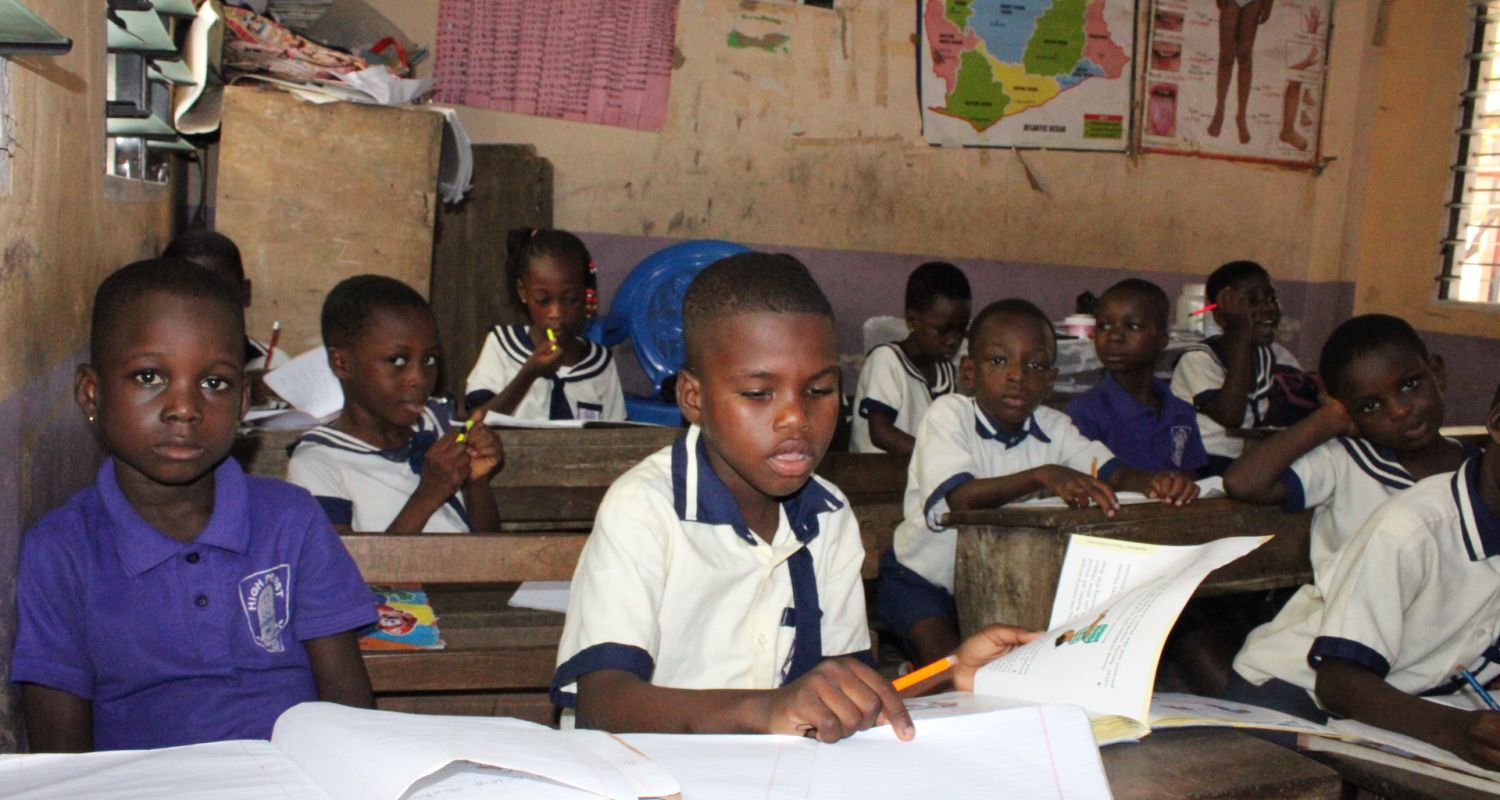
458 414 503 482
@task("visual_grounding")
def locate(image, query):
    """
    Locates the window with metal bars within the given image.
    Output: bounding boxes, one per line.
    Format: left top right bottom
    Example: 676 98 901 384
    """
105 0 197 183
1442 2 1500 304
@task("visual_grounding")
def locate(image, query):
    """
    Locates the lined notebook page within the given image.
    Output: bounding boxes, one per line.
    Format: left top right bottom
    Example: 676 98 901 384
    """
617 734 816 800
0 740 327 800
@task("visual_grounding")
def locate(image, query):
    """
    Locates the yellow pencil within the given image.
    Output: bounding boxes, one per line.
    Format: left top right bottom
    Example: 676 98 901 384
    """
1090 457 1098 479
892 654 957 692
456 418 475 443
546 327 557 352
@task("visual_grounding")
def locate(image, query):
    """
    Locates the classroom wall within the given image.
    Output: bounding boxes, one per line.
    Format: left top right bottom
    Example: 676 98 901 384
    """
0 2 175 751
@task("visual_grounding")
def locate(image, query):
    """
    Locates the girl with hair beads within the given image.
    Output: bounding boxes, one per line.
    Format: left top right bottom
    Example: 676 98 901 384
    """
464 228 625 422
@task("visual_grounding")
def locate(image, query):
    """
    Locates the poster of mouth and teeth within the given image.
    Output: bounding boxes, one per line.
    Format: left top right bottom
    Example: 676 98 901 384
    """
1139 0 1333 167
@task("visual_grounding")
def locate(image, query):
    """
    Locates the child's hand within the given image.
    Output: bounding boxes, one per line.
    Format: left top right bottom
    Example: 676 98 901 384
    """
1034 465 1120 515
522 333 568 377
1215 286 1254 336
759 658 914 743
1314 396 1360 438
1449 711 1500 770
462 418 504 482
951 625 1044 692
1148 471 1199 506
418 432 471 497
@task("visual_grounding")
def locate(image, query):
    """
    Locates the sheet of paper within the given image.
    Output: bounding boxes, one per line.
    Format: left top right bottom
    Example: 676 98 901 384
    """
1012 477 1225 509
0 740 327 800
974 534 1268 724
272 703 672 800
483 411 587 429
264 347 344 420
510 581 572 613
618 734 816 800
806 706 1111 800
1305 722 1500 792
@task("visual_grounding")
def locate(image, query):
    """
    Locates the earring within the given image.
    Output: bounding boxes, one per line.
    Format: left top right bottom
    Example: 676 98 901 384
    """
87 415 96 423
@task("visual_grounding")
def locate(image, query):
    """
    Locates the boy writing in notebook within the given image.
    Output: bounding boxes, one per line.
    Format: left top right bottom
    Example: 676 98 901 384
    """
551 253 1035 742
10 260 375 752
1309 384 1500 769
286 276 502 533
850 262 970 455
881 299 1199 665
1223 315 1475 717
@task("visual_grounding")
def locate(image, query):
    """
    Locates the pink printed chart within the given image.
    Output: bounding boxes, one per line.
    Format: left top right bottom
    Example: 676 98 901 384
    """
435 0 679 132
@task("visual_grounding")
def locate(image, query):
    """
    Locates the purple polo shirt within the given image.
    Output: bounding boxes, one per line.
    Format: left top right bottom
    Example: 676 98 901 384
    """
10 457 376 750
1066 374 1209 474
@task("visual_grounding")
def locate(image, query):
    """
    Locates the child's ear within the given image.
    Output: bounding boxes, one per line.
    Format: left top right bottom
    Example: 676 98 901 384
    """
74 364 99 425
1428 353 1447 392
960 355 974 387
676 367 703 425
326 346 353 381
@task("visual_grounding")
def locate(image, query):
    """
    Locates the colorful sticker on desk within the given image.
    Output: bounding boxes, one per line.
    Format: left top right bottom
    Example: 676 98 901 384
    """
359 584 445 651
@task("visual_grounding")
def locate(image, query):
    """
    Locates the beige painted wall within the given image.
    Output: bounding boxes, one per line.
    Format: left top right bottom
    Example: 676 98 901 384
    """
1345 0 1500 340
0 1 173 402
373 0 1375 285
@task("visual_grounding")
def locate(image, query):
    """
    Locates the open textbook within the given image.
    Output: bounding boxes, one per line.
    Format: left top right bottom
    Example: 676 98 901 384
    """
0 704 1112 800
1303 717 1500 793
970 533 1270 743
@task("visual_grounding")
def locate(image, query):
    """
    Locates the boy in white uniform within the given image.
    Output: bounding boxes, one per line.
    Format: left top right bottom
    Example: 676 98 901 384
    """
552 254 1036 741
1170 260 1313 472
287 276 502 534
880 299 1199 665
1309 387 1500 770
1223 316 1474 718
851 262 969 455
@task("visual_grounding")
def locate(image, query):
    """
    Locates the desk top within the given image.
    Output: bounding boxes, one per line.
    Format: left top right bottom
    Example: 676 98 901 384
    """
1104 729 1340 800
946 496 1289 529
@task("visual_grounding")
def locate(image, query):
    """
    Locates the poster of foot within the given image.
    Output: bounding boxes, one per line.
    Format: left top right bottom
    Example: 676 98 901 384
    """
1139 0 1331 166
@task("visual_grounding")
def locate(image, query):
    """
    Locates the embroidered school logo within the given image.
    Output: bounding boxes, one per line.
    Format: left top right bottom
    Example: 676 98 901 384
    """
239 565 291 654
1170 426 1192 468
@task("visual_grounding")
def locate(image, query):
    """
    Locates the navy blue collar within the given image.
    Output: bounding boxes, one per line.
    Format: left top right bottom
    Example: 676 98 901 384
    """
973 400 1051 449
493 324 612 383
881 343 957 398
670 426 843 546
1455 456 1500 561
287 400 451 474
1200 336 1275 400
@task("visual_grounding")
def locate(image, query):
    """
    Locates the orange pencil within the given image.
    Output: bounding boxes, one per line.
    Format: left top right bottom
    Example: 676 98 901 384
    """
892 654 957 692
1090 457 1099 479
263 320 281 367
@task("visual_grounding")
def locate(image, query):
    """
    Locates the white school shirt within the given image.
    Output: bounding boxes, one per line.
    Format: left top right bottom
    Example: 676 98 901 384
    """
284 400 471 533
1170 339 1302 458
1304 458 1500 710
850 343 958 454
464 324 625 421
891 395 1117 593
550 426 872 709
1233 436 1477 690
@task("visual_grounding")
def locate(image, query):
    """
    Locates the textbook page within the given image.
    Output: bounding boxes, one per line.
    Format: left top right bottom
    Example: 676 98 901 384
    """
271 703 676 800
1304 717 1500 789
0 740 327 800
974 534 1269 732
510 580 572 613
263 347 344 420
1148 693 1348 739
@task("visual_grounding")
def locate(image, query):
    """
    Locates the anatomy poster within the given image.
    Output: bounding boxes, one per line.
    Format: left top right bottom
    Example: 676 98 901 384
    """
1139 0 1332 166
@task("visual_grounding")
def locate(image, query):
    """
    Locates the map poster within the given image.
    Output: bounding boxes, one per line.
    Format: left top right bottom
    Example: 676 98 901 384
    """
919 0 1138 151
1139 0 1332 166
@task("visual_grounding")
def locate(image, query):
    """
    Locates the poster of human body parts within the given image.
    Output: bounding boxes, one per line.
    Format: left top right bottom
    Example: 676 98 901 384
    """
1140 0 1332 166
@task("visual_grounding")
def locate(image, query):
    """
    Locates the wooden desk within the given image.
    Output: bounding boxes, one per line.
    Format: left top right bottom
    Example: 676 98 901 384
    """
949 498 1313 634
1104 729 1340 799
1311 752 1499 800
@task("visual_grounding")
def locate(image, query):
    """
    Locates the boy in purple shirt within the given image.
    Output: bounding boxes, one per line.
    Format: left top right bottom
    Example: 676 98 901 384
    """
1068 279 1208 475
10 259 376 752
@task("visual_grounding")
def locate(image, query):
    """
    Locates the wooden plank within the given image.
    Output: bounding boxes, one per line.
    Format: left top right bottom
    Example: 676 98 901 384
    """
375 692 557 727
1312 752 1500 800
953 499 1313 634
364 646 557 692
343 532 586 583
1103 729 1341 800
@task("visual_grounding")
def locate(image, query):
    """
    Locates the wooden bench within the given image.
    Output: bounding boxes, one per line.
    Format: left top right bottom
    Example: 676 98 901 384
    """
233 426 908 723
948 498 1314 635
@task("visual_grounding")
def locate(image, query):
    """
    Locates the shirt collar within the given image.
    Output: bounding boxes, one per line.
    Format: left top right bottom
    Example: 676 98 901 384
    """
973 399 1051 449
1094 373 1170 422
1456 456 1500 561
670 426 844 546
99 456 252 577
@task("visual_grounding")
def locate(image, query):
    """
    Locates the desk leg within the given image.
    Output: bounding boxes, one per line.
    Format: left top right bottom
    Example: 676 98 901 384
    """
954 525 1067 636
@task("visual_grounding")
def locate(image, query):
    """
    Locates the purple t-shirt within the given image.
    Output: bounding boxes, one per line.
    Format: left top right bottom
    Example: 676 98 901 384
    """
10 457 376 750
1067 374 1209 474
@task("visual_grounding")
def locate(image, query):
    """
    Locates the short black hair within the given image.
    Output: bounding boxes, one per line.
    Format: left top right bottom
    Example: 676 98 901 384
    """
1206 260 1269 304
1319 314 1430 398
681 252 833 369
90 258 245 363
969 298 1055 354
504 227 594 306
905 261 971 312
162 229 244 283
321 275 431 349
1100 278 1171 330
